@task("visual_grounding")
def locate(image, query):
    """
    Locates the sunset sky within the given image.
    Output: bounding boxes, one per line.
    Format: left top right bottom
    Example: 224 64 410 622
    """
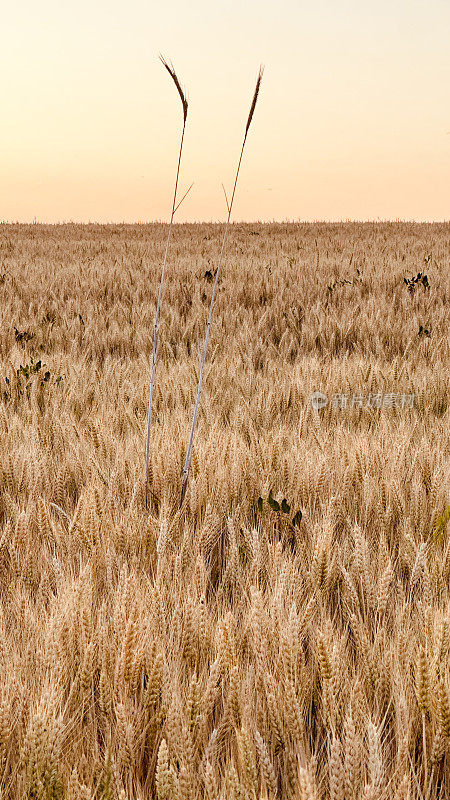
1 0 449 223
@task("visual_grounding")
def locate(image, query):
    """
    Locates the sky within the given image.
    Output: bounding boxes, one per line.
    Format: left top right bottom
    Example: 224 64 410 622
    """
1 0 449 223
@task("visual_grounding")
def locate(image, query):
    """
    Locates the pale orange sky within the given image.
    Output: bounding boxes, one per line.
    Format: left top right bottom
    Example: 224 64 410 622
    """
1 0 449 222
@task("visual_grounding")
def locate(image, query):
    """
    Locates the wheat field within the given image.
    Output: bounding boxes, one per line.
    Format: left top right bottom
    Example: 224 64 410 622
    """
0 221 449 799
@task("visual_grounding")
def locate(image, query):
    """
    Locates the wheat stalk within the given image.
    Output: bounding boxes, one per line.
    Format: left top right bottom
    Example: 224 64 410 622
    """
180 66 264 506
145 56 189 507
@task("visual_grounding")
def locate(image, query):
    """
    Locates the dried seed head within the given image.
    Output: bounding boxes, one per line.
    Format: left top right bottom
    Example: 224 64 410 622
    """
329 735 344 800
317 632 332 682
160 55 188 123
414 646 431 715
156 738 172 800
298 765 318 800
246 66 264 135
430 730 446 765
237 726 258 796
229 665 242 729
366 720 383 790
437 681 450 739
254 729 277 796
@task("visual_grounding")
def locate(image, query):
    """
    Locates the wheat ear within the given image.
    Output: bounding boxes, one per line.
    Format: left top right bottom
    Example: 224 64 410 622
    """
145 56 189 507
180 66 264 506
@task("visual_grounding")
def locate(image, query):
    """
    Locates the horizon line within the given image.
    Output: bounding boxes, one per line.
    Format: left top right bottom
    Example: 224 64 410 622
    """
1 218 449 226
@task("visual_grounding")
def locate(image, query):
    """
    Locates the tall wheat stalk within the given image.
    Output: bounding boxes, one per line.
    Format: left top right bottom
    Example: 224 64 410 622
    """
180 67 264 506
145 56 189 507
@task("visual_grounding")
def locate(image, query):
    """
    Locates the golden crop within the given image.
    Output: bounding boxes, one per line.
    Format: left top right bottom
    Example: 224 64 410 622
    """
0 221 449 798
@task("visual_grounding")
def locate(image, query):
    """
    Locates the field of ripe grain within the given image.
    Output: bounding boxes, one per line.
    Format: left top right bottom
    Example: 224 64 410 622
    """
0 221 449 799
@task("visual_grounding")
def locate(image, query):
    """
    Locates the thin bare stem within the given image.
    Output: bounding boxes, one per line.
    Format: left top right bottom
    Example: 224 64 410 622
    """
221 183 230 214
180 67 264 507
145 58 189 508
174 182 194 215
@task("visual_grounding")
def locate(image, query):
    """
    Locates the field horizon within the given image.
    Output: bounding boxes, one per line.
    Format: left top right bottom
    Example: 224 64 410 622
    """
2 220 449 228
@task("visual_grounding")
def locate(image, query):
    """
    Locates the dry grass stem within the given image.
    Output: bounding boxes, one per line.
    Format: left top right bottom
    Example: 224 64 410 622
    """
180 67 264 504
145 56 189 506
